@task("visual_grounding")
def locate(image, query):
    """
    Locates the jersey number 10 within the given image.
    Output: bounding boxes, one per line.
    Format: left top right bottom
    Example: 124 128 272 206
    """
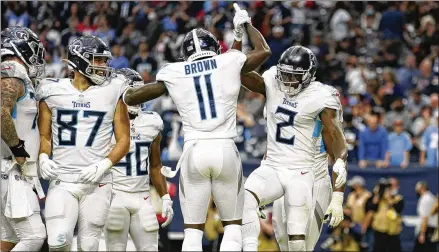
193 74 217 121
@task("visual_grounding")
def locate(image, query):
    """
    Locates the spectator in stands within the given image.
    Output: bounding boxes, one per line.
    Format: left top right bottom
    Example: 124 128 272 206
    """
93 15 116 46
396 54 420 94
414 181 438 252
344 113 360 163
407 89 430 120
131 40 158 75
4 2 30 27
60 17 82 48
411 106 435 150
383 97 411 131
384 119 412 168
263 25 290 69
417 59 434 94
77 15 97 36
364 178 404 252
358 112 388 168
330 2 352 42
109 44 129 69
323 208 362 251
430 93 438 118
420 116 438 168
379 2 405 40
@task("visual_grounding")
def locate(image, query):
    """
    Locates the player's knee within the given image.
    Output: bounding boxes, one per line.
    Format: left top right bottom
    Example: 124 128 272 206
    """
47 232 69 251
220 224 242 251
288 239 306 251
78 238 99 252
138 231 158 251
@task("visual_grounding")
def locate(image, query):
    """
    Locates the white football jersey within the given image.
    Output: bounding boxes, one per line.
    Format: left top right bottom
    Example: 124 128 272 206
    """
156 50 247 141
36 77 129 173
111 111 163 192
1 61 39 162
261 66 341 171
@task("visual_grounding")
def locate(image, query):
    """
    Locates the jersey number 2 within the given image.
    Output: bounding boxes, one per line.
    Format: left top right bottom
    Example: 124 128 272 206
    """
275 107 298 146
57 109 106 146
193 74 217 120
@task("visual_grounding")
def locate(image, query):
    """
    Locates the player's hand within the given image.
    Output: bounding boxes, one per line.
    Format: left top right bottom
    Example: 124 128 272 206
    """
39 153 59 180
233 3 251 41
332 159 347 188
161 194 174 228
324 192 344 228
79 158 113 183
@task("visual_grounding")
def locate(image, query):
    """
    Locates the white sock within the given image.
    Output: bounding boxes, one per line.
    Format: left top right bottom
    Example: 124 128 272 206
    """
182 228 203 251
220 224 242 251
242 191 260 251
288 240 306 251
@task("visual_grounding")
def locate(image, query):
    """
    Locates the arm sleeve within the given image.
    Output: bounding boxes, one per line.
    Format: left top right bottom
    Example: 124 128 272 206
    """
358 131 365 160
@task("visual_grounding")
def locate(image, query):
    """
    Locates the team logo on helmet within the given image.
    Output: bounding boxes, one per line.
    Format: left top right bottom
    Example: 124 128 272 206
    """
13 30 29 40
69 39 83 55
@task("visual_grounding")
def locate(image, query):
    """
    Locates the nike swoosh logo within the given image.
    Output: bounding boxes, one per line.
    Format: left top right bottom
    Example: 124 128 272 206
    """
1 66 12 70
301 171 309 175
143 196 149 200
99 183 105 187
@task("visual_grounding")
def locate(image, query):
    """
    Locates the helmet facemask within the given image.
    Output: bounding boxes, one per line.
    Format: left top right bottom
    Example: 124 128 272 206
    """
276 64 314 96
9 39 46 79
126 80 144 115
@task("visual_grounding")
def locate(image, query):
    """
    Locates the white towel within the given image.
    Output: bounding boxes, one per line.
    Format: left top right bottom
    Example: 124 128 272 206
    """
161 140 198 178
4 163 33 219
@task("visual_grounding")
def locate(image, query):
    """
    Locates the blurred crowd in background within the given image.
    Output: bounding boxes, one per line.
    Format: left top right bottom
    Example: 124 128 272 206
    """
2 1 438 168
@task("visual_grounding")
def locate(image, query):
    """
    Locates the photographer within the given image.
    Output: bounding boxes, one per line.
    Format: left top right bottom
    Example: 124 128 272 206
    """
321 208 362 251
363 178 404 252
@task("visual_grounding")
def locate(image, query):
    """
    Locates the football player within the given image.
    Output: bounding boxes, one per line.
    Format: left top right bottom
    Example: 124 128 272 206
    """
0 27 46 252
271 87 343 251
36 36 131 251
105 68 173 251
238 46 348 251
122 5 271 251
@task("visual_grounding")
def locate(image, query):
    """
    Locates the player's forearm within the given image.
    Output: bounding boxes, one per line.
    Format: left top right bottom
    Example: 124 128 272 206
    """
150 166 168 197
420 216 428 235
39 135 52 156
123 82 166 106
246 24 270 56
107 137 130 165
1 108 20 147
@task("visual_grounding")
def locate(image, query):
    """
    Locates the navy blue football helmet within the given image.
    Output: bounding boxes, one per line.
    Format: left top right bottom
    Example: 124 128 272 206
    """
276 45 317 96
116 68 144 115
1 27 45 78
66 36 113 85
181 28 221 62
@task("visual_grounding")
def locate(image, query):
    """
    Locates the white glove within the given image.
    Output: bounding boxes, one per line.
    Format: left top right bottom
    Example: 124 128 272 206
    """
78 158 112 183
233 3 251 41
161 194 174 228
39 153 59 180
324 192 344 228
333 159 347 188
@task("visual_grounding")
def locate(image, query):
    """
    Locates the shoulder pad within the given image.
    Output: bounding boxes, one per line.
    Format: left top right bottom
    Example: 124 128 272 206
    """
36 78 69 101
1 61 30 83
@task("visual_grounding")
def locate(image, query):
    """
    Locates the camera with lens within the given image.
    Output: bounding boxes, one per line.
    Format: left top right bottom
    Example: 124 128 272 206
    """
376 178 390 198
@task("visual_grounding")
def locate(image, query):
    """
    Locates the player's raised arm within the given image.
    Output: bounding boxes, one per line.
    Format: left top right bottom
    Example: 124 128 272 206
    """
1 77 29 164
108 99 131 165
123 81 167 106
149 133 174 227
232 4 271 74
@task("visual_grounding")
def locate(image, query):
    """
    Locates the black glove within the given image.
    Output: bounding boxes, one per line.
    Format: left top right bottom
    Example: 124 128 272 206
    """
10 139 30 158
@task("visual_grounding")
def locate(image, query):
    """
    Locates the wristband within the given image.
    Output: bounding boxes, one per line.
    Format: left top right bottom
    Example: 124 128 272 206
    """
10 139 30 158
